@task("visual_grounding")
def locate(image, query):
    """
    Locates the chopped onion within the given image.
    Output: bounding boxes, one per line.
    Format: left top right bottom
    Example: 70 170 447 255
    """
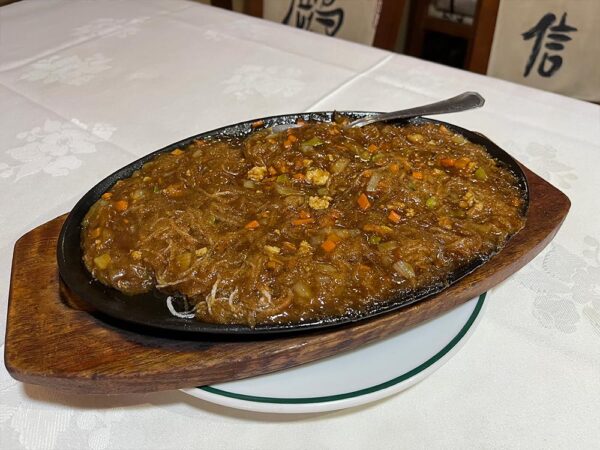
243 180 255 189
331 157 350 174
293 280 313 298
378 241 398 251
316 263 337 274
274 184 299 196
131 189 145 200
452 134 467 145
366 172 382 192
393 260 416 279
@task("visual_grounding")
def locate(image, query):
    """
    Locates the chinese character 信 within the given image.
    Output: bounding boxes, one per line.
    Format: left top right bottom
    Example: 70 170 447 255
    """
283 0 344 37
522 12 578 78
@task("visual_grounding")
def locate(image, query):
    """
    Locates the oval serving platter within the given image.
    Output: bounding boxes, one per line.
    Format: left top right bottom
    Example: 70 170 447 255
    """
57 112 529 335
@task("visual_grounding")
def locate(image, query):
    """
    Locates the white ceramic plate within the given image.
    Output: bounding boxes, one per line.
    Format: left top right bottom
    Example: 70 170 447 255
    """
182 293 486 414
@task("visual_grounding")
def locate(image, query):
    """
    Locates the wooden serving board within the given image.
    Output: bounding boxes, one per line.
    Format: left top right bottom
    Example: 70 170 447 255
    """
4 165 570 394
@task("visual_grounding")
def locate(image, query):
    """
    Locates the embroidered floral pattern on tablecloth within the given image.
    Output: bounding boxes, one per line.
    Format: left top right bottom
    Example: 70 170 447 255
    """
19 54 112 86
517 141 578 188
503 140 594 333
76 410 125 450
519 239 600 335
202 29 232 42
228 19 272 41
1 407 73 450
222 65 305 100
71 17 149 39
1 119 116 181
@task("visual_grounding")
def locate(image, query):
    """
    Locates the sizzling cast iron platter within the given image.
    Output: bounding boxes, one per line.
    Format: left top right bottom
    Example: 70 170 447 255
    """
57 112 529 336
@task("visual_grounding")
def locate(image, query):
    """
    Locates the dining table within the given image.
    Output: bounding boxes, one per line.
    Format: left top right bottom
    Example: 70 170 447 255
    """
1 0 599 449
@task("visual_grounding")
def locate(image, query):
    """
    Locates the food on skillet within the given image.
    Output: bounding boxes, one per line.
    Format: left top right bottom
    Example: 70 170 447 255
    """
81 119 525 326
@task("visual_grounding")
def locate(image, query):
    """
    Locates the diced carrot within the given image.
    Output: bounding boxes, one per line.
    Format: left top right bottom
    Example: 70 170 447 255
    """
321 239 337 252
282 241 297 253
362 170 373 178
388 210 401 223
363 224 393 234
114 200 129 212
357 193 371 210
412 171 424 180
268 166 277 176
367 144 378 153
454 157 470 169
292 173 305 181
288 135 298 143
291 218 315 226
244 220 260 230
101 192 113 200
440 158 456 168
299 210 311 219
251 120 264 128
283 139 293 149
171 149 184 156
389 163 399 173
275 160 289 173
326 233 341 244
163 183 185 198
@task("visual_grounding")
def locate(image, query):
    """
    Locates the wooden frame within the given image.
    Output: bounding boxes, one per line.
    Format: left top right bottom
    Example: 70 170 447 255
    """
405 0 500 74
242 0 405 51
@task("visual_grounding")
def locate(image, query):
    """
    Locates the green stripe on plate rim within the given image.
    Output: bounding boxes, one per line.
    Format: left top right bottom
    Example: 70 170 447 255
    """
199 293 486 404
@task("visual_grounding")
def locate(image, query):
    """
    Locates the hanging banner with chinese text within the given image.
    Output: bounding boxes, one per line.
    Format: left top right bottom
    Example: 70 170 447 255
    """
264 0 380 46
487 0 599 102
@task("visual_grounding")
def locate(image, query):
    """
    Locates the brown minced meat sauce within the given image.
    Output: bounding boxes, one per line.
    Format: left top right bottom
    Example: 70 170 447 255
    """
82 120 525 326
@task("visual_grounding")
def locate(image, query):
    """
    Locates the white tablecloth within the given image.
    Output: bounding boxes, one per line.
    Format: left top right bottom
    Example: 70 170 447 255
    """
1 1 599 449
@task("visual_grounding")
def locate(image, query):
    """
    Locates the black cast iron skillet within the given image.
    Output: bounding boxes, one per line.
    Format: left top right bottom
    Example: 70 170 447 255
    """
57 112 529 336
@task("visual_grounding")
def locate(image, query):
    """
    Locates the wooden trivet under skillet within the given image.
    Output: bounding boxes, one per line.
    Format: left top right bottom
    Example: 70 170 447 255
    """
4 164 569 394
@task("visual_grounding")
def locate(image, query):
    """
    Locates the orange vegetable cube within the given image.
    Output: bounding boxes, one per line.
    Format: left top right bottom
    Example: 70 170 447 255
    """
291 218 315 226
327 233 342 244
388 210 401 223
114 200 129 212
244 220 260 230
440 158 456 168
321 239 337 252
357 193 371 210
